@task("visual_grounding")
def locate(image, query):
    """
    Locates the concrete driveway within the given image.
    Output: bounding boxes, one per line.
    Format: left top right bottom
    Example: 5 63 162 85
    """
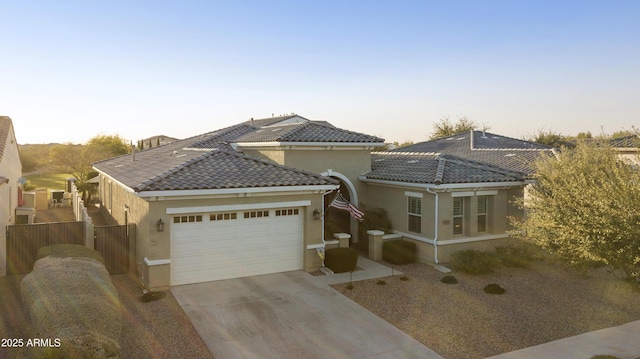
171 262 442 359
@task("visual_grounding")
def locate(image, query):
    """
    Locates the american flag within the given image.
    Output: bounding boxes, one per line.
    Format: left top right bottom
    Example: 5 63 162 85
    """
329 192 364 221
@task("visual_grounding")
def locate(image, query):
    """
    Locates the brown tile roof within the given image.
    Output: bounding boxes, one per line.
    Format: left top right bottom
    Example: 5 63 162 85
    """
609 134 640 148
0 116 13 162
136 150 337 192
364 152 526 185
390 130 555 175
235 121 384 143
94 115 379 192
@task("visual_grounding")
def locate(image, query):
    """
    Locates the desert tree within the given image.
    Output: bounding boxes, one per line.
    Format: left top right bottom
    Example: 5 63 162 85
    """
430 116 490 139
510 141 640 281
49 134 130 196
528 129 567 147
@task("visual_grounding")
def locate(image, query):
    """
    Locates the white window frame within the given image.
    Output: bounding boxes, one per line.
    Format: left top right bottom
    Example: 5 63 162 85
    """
453 197 464 236
407 196 422 234
477 195 488 233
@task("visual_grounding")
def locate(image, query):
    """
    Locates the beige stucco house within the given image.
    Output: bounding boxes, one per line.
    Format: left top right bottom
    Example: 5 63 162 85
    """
93 116 554 290
93 115 384 290
361 131 555 263
0 116 23 277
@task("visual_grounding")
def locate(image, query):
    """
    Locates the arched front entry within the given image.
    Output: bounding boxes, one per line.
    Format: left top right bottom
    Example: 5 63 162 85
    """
321 170 359 243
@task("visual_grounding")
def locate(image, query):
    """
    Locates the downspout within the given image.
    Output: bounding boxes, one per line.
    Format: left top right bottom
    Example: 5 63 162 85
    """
319 190 331 267
426 187 439 264
428 155 446 264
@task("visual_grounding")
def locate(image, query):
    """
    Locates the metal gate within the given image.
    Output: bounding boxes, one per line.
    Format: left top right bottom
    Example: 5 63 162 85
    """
6 222 84 274
94 225 131 275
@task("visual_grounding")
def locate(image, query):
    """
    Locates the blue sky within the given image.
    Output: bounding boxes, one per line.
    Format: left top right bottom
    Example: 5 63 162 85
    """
1 1 638 144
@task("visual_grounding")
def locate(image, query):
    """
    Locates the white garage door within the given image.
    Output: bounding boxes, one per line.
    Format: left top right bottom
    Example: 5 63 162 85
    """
170 207 303 285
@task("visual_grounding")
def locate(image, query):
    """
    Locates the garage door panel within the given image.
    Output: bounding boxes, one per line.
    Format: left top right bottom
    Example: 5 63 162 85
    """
171 207 304 285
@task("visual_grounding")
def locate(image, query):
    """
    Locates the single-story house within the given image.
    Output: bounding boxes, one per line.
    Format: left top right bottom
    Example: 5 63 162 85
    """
93 115 384 289
0 116 23 277
93 118 554 289
359 131 555 263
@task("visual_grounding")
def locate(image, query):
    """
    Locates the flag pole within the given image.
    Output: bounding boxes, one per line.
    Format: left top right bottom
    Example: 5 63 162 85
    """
323 189 340 216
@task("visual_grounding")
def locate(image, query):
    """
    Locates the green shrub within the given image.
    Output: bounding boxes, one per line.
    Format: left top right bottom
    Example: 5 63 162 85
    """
450 249 499 274
325 247 358 273
484 283 506 294
590 355 620 359
383 240 416 265
494 244 535 268
37 244 105 264
441 275 458 284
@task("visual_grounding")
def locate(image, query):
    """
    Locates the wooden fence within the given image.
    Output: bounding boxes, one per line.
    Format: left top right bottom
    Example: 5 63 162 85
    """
6 222 84 274
6 222 134 275
94 225 131 275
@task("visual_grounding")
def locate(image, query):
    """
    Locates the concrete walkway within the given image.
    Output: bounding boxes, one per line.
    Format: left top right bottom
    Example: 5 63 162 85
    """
172 257 442 359
312 256 403 286
488 320 640 359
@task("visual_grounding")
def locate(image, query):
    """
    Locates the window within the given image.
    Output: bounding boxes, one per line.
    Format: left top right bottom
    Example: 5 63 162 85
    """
408 197 422 233
453 197 464 235
173 215 203 223
275 208 299 216
108 181 113 213
244 210 269 218
477 196 487 233
210 212 237 221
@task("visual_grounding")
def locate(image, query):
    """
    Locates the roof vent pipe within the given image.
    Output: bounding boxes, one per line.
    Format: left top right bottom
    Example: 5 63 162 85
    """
132 143 136 162
250 117 254 127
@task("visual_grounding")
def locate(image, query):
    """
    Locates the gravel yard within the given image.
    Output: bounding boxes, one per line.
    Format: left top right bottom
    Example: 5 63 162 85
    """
0 273 213 359
332 258 640 359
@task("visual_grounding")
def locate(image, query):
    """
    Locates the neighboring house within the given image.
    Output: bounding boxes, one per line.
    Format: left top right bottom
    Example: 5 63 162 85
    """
93 115 384 289
138 134 178 150
609 134 640 166
359 131 555 264
0 116 23 277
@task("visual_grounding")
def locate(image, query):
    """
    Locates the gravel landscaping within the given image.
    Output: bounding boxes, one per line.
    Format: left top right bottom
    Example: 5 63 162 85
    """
0 273 213 359
332 257 640 359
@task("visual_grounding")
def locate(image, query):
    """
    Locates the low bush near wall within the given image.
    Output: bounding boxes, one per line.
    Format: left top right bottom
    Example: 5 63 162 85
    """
494 244 536 268
451 249 500 274
21 245 122 358
383 240 416 265
325 247 358 273
36 243 105 264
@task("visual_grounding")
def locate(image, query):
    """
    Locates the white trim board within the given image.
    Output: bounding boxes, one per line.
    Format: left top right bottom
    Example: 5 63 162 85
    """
144 257 171 266
166 200 312 215
138 185 337 199
451 190 498 197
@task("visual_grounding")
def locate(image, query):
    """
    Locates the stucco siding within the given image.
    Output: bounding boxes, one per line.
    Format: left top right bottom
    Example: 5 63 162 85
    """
362 182 525 265
361 184 437 240
0 122 22 276
98 178 326 289
282 149 371 190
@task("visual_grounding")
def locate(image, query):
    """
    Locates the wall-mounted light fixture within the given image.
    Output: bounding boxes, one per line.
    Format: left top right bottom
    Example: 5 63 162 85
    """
312 209 321 220
156 219 165 232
